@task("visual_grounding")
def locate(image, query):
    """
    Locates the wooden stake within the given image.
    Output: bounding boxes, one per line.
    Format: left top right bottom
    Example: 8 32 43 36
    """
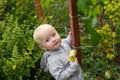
33 0 44 21
68 0 82 65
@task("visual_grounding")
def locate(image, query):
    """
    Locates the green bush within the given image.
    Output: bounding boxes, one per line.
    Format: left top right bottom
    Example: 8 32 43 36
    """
0 0 58 79
0 0 120 80
0 14 40 80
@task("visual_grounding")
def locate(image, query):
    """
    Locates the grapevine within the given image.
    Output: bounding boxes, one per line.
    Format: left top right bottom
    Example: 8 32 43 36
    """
97 24 117 61
104 0 120 26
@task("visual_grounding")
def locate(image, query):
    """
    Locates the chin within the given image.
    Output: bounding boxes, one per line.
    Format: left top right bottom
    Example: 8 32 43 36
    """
54 45 60 50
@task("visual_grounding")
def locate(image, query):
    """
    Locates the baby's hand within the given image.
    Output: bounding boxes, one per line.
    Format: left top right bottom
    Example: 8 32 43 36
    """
78 22 84 33
75 57 79 64
69 22 84 35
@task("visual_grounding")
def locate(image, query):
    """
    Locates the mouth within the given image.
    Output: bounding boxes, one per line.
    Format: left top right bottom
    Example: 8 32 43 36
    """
54 41 59 46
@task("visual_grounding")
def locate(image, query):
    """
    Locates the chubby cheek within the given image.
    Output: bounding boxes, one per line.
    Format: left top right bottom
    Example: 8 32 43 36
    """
48 43 60 50
48 44 53 49
58 39 61 45
45 43 53 49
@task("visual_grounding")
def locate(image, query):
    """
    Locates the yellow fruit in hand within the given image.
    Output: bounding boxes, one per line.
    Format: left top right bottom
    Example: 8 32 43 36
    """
105 70 111 79
69 49 76 62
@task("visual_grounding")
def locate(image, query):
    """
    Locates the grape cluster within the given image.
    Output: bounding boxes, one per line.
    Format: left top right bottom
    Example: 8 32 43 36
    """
97 24 116 60
104 0 120 26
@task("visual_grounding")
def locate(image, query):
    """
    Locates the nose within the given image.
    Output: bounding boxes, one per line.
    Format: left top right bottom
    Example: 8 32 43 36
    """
51 37 56 42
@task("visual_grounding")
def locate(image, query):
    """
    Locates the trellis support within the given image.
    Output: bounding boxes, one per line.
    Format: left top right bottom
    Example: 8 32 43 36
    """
68 0 82 65
33 0 44 21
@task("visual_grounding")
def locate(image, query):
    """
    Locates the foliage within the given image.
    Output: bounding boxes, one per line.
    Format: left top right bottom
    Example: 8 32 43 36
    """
80 16 101 47
80 34 120 79
77 0 120 56
0 13 41 79
40 0 64 8
0 0 120 80
82 47 119 80
0 0 41 79
77 0 105 47
41 0 69 26
78 0 120 79
0 0 68 80
0 0 7 20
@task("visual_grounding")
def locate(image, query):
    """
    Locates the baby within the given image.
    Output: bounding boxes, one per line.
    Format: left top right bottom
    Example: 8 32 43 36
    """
33 24 84 80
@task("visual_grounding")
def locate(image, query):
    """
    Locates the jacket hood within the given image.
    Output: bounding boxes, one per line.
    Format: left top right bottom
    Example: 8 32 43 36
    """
40 51 50 72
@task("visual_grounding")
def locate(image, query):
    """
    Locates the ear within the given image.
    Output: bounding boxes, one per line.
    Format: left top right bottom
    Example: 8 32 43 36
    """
39 45 47 50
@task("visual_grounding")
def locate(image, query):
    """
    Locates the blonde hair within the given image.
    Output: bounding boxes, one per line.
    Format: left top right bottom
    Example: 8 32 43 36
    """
33 24 55 45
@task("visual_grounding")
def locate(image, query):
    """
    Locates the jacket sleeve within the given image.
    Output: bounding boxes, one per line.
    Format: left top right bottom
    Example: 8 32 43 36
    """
65 35 72 45
48 58 80 80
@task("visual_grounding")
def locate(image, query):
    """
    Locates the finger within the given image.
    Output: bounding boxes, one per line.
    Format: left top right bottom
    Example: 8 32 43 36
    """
79 30 83 33
78 23 84 29
69 31 72 35
75 58 79 63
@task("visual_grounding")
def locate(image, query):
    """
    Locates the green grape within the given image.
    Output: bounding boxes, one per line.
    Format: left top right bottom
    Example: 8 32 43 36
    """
96 24 117 60
104 0 120 26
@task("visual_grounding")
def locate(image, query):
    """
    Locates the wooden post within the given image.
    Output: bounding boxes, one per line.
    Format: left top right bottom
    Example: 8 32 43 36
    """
68 0 82 65
33 0 44 21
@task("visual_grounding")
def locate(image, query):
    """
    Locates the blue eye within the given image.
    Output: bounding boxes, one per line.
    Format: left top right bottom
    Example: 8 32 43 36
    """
52 33 56 37
46 39 49 42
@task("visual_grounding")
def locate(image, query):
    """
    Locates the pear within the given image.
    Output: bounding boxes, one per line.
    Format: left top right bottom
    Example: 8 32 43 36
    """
69 49 76 62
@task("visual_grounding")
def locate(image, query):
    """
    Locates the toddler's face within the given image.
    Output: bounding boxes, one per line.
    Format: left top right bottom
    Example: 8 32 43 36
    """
39 27 61 51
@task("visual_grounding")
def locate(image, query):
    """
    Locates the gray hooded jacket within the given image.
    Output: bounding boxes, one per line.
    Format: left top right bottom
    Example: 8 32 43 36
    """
40 35 84 80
